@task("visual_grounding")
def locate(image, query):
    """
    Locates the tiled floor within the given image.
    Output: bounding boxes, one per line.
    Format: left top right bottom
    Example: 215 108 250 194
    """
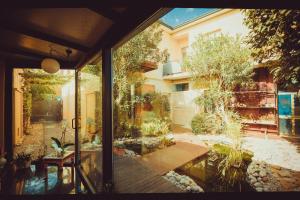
0 165 77 195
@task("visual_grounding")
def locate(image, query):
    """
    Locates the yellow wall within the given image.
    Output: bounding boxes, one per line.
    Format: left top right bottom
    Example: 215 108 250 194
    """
12 69 24 146
62 79 75 128
157 9 248 67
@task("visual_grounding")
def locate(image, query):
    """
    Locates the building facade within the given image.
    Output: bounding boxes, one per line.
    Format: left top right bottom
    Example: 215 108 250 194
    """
143 9 300 136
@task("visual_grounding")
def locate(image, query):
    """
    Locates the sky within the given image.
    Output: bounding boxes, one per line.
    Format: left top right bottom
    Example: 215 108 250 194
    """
160 8 219 28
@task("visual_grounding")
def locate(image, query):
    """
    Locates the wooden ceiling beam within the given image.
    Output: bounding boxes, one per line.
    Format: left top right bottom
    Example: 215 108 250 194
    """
76 6 171 69
0 45 76 69
89 7 122 21
0 20 89 52
6 58 75 69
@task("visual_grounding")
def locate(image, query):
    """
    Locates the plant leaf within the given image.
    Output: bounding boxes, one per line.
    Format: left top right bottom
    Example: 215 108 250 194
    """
63 143 74 149
51 137 61 148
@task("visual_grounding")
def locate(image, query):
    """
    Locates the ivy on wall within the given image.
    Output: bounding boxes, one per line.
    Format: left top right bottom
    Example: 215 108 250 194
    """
19 69 73 132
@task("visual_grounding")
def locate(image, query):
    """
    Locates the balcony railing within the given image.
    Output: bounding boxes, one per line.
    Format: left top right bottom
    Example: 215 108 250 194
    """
163 61 185 76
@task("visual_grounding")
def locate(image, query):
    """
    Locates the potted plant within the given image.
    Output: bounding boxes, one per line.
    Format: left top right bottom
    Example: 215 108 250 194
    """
51 137 74 157
15 152 31 170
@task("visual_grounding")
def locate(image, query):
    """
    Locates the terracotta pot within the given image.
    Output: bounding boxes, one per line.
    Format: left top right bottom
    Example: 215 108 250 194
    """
143 103 152 111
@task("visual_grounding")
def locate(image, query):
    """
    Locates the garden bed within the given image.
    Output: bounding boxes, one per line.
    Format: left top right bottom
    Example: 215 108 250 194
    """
113 134 175 156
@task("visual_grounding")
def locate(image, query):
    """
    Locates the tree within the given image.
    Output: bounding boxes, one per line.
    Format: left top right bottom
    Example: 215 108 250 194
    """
243 9 300 89
112 22 168 136
185 34 254 188
184 33 253 124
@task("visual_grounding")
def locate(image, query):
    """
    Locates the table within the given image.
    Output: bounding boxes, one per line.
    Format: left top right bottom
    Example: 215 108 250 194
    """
43 151 75 183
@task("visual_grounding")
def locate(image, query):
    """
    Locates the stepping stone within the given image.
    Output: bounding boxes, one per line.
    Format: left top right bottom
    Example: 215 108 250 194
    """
278 170 292 178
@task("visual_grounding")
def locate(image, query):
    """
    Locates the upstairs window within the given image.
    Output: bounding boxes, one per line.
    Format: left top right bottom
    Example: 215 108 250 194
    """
175 83 189 91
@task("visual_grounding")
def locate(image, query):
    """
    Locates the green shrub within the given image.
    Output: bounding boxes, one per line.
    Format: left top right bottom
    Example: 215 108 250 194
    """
191 112 223 134
142 111 157 123
115 122 141 138
141 118 170 137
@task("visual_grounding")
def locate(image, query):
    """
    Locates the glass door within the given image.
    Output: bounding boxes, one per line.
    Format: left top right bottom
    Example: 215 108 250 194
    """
75 59 103 193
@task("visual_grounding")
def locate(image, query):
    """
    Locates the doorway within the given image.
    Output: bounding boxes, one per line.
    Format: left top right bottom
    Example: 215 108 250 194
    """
12 68 75 162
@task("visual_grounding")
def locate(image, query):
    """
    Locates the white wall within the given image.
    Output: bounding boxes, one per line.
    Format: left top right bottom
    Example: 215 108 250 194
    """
170 90 203 128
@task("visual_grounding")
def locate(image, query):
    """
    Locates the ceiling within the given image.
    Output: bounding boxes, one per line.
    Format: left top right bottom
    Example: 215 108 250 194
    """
0 6 168 69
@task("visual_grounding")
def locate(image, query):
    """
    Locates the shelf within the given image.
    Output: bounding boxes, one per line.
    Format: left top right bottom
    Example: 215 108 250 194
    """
229 106 276 109
233 91 275 94
242 120 277 126
242 127 278 133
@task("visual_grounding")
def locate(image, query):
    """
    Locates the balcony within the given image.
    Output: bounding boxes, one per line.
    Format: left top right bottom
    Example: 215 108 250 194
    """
162 61 191 80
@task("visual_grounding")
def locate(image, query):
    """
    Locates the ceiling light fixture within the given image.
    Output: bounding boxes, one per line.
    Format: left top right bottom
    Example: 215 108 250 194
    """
41 58 60 73
41 45 60 74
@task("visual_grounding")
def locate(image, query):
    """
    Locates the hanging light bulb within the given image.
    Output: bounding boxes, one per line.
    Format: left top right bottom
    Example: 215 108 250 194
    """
41 58 60 73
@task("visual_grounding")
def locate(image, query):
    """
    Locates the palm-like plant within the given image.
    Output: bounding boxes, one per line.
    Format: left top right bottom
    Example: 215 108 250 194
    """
51 137 74 156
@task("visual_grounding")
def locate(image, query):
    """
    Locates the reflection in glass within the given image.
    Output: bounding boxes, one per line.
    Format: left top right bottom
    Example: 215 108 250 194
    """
78 63 102 192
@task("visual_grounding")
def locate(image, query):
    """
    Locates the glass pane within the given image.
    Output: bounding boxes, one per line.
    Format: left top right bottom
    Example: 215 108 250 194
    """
112 21 202 193
77 61 102 192
11 68 76 194
13 68 75 160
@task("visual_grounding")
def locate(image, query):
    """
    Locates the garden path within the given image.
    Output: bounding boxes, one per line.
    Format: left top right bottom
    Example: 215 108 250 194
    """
14 121 75 160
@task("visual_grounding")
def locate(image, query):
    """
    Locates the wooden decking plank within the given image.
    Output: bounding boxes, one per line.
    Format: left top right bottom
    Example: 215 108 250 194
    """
80 142 208 193
137 141 209 175
113 156 183 193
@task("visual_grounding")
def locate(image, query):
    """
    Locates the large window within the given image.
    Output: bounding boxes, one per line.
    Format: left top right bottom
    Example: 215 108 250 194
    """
77 61 102 192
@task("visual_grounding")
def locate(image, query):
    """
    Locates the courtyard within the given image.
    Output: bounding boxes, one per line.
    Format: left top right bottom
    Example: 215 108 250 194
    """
1 7 300 195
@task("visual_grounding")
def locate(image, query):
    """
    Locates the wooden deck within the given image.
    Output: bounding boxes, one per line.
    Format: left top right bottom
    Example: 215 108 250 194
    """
80 141 209 193
114 156 182 193
137 141 209 175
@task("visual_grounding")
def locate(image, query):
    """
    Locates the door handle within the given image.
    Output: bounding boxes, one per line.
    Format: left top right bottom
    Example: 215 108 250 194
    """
72 118 76 129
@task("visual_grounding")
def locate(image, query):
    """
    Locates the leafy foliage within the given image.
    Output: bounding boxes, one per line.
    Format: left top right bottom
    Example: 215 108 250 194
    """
15 152 31 162
113 23 169 137
191 112 223 134
20 69 73 132
142 92 170 120
51 137 74 154
184 34 253 129
217 145 245 188
30 84 56 101
184 34 253 93
243 9 300 88
141 118 170 137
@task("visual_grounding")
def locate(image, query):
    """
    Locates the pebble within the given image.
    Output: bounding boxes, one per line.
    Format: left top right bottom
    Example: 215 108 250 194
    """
253 173 259 177
254 182 262 187
257 177 261 181
259 171 267 177
262 177 268 182
247 161 281 192
163 171 204 192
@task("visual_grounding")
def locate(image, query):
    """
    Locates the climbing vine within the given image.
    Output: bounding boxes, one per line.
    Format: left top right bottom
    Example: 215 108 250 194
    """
20 69 73 133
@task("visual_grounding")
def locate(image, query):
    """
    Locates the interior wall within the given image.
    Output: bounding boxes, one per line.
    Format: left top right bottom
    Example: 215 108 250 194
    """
0 58 5 155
